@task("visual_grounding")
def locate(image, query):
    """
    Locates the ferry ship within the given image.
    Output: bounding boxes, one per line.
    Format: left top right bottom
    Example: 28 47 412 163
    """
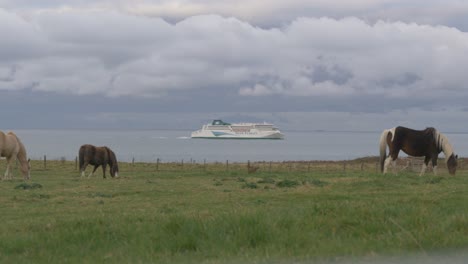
191 120 284 139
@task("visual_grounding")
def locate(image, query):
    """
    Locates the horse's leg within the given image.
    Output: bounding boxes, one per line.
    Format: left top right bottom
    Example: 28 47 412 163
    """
419 156 431 176
102 164 107 179
109 164 114 178
432 155 438 175
383 156 399 174
383 156 392 174
3 163 8 180
80 162 89 177
3 160 10 180
384 149 399 175
4 157 13 180
391 159 397 174
89 165 99 178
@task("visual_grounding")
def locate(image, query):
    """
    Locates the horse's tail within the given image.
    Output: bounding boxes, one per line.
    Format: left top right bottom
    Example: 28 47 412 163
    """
78 145 85 171
379 129 391 173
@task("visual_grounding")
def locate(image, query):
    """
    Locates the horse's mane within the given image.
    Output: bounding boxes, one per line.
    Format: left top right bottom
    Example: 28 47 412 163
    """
7 132 28 161
433 129 454 161
422 127 436 136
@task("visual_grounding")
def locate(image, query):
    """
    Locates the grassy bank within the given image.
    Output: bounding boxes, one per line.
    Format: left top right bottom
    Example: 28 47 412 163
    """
0 160 467 263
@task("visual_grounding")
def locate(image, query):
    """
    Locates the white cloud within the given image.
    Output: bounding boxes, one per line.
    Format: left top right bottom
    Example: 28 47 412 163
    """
4 1 468 29
239 84 272 96
0 8 468 110
120 0 468 28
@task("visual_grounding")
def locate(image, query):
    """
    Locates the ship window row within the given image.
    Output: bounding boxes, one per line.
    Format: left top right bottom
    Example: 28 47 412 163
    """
207 126 231 130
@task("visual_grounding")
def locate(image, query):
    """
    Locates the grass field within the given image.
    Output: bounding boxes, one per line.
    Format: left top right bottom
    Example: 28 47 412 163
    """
0 159 467 263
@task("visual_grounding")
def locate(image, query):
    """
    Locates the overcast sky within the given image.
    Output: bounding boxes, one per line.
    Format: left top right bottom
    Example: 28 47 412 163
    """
1 0 468 131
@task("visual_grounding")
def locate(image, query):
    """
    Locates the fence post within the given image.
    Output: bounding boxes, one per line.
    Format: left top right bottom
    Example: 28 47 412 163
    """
226 160 229 172
204 159 206 171
75 156 78 170
44 155 47 169
156 158 159 171
181 159 184 170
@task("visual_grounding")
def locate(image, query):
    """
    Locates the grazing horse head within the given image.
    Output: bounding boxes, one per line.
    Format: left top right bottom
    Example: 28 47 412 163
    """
446 153 458 175
436 131 458 175
105 147 119 178
380 126 458 176
17 145 31 180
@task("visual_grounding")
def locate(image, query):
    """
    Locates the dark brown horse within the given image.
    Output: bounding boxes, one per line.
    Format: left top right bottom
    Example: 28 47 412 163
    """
379 126 458 176
79 144 119 178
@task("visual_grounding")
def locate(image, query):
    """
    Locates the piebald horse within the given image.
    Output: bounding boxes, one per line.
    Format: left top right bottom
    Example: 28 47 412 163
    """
0 131 30 180
79 144 119 178
380 126 458 176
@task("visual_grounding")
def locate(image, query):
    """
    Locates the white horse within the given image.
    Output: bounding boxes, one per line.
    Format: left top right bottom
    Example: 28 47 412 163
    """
0 131 30 180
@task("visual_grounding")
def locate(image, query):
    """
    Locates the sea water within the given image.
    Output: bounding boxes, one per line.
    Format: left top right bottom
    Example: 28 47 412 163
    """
12 129 468 162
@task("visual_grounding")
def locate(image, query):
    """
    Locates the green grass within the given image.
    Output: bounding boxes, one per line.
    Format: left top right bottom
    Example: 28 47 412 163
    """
0 160 467 263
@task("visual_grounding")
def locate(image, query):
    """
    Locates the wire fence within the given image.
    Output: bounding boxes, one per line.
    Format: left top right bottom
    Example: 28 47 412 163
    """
27 155 468 175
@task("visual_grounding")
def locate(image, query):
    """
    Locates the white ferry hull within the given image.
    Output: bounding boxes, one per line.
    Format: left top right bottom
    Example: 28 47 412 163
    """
191 130 284 139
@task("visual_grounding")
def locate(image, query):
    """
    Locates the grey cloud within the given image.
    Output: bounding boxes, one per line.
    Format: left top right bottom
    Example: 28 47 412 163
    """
379 73 422 88
0 8 468 113
0 65 17 81
0 10 49 61
306 64 353 86
3 1 468 32
0 1 468 133
127 1 468 31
